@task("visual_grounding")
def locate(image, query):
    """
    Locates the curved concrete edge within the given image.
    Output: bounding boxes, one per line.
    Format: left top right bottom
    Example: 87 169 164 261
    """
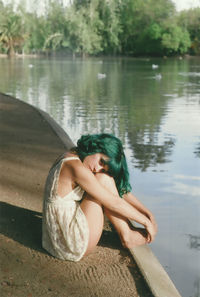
129 245 182 297
2 93 74 150
34 107 75 149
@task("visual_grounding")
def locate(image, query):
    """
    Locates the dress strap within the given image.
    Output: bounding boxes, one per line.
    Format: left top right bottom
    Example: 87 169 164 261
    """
62 156 80 162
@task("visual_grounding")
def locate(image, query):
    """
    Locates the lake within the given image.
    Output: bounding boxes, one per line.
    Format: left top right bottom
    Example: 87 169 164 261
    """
0 56 199 297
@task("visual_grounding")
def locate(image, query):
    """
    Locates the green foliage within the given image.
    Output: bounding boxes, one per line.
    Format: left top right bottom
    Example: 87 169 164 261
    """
0 3 24 55
22 13 48 53
118 0 190 55
44 1 69 51
118 0 172 54
64 4 103 55
65 0 121 55
177 8 200 54
161 23 191 54
148 23 162 40
0 0 197 56
97 0 121 53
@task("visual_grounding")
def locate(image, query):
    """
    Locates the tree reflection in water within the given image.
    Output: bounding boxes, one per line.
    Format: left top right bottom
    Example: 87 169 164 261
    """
127 138 175 171
194 143 200 158
187 234 200 250
194 277 200 297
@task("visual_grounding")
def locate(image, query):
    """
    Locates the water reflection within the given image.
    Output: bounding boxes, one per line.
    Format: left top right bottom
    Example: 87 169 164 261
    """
127 136 175 171
0 57 180 170
47 57 181 170
194 278 200 297
0 57 199 178
194 143 200 158
187 234 200 250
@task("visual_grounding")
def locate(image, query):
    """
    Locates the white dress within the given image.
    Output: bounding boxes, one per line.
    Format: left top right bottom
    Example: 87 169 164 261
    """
42 157 89 262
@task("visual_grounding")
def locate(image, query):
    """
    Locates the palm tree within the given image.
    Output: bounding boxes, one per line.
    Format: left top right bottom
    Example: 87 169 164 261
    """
0 9 24 56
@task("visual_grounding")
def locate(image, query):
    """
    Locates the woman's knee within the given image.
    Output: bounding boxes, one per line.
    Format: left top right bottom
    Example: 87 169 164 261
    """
95 172 114 184
95 173 118 194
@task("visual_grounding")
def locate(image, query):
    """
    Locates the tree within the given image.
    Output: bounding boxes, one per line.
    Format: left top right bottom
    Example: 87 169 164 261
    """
64 3 103 56
0 0 195 56
177 8 200 54
97 0 121 54
161 22 191 55
22 12 48 54
66 0 121 55
119 0 177 55
43 1 69 52
0 4 24 56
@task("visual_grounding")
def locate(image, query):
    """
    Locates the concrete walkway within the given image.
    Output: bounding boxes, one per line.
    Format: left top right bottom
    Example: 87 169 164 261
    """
0 93 153 297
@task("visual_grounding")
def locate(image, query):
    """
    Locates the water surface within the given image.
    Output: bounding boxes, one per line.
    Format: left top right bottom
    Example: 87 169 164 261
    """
0 56 199 297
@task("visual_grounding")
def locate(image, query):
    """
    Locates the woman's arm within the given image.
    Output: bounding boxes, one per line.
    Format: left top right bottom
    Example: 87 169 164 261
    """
123 192 152 216
123 192 158 233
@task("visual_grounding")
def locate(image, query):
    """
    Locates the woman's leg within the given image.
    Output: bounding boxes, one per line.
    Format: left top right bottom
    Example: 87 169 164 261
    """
80 172 148 257
95 173 148 249
80 192 104 256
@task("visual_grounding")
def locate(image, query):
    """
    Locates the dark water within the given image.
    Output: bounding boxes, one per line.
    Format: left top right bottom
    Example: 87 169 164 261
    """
0 56 199 297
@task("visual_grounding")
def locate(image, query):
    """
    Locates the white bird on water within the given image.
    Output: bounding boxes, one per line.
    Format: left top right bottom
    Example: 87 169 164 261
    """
155 73 162 80
152 64 159 69
97 73 106 79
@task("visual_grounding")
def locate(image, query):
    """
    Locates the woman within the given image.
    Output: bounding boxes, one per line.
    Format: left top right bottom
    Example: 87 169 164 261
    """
42 133 157 262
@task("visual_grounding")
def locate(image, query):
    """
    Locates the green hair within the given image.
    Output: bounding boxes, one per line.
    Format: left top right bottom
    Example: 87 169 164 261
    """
75 133 132 197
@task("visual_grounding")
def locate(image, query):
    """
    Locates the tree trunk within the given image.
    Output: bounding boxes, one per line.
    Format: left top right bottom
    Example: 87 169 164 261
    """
8 43 16 57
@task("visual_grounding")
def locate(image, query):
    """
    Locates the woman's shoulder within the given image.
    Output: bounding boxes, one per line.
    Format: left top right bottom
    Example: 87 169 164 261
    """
55 154 83 186
50 151 76 167
62 153 82 172
63 152 81 162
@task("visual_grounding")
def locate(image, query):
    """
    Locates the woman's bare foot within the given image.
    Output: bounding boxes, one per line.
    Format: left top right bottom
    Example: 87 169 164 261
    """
121 227 148 248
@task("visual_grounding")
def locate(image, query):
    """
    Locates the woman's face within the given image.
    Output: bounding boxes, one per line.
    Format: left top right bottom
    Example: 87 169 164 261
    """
83 153 109 174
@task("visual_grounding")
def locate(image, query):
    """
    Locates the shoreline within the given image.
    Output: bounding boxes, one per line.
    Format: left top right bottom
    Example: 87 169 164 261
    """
0 52 199 60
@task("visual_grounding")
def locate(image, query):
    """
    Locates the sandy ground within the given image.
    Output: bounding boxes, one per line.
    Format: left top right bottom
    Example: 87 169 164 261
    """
0 93 153 297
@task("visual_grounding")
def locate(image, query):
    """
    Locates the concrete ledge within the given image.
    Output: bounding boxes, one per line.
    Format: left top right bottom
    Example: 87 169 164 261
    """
129 245 182 297
1 92 74 150
34 107 75 149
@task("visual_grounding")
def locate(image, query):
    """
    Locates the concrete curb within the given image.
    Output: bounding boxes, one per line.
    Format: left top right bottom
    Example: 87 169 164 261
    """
34 107 75 149
1 93 74 150
129 245 182 297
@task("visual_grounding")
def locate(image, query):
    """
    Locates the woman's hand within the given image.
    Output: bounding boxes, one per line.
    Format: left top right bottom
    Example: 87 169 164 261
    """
123 193 158 237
